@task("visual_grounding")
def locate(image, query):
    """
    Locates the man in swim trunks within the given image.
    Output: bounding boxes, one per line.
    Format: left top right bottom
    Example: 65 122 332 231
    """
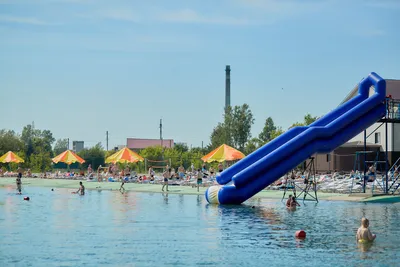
76 181 85 195
356 217 376 243
162 169 170 192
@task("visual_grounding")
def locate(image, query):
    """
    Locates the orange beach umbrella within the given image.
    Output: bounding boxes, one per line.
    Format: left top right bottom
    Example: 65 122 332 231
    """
105 147 144 164
201 144 245 163
52 150 85 165
0 151 24 163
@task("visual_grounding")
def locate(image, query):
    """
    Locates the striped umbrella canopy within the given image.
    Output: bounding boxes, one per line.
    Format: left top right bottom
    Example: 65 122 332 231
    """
52 150 85 165
201 144 245 163
0 151 24 163
105 147 144 164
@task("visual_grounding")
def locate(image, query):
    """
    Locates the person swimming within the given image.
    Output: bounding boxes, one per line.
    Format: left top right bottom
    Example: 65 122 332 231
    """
356 217 376 243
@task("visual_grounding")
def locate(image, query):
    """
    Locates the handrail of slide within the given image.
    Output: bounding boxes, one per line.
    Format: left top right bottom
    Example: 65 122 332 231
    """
206 72 386 204
216 84 370 185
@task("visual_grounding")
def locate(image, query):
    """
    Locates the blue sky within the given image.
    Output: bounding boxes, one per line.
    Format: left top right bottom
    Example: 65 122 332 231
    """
0 0 399 149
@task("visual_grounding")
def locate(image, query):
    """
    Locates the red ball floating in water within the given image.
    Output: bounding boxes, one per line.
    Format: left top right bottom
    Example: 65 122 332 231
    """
23 197 30 201
295 230 306 239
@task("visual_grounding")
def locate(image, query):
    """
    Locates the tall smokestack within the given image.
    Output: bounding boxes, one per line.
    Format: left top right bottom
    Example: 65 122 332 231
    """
225 65 231 110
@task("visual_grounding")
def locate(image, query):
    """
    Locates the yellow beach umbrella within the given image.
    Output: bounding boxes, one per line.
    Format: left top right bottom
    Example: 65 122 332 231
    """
52 150 85 165
201 144 245 163
0 151 24 163
105 147 144 164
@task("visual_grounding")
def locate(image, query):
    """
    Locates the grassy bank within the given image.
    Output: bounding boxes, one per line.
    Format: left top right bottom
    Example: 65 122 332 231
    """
0 178 367 201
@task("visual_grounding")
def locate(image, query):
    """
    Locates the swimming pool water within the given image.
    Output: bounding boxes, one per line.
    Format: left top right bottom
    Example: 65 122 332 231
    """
1 186 399 267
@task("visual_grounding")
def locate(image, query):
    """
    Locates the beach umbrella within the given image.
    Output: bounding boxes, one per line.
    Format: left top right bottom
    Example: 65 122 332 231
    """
201 144 245 163
105 147 144 164
0 151 24 163
52 150 85 165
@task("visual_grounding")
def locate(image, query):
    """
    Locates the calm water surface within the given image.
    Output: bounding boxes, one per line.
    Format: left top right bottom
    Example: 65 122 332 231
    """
1 186 399 267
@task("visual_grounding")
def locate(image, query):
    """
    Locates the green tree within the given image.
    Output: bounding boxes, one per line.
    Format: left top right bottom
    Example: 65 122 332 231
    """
174 143 189 153
244 137 260 155
29 151 52 172
78 143 105 170
53 138 69 155
289 114 319 129
21 124 55 157
210 123 230 149
231 104 254 151
259 117 276 143
270 127 284 140
304 114 318 125
0 130 24 155
209 104 254 151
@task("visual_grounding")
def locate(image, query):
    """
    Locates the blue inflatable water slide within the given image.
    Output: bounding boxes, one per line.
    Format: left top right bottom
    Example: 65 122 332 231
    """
205 72 387 205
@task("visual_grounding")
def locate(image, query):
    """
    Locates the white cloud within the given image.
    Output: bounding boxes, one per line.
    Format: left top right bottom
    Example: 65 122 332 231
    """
0 15 47 25
158 8 257 25
235 0 332 14
95 9 139 22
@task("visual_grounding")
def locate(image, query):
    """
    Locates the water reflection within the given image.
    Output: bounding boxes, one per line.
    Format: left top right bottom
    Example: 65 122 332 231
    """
162 193 168 204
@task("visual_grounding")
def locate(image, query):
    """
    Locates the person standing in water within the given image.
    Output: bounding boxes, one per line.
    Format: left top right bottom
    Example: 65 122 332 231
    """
120 178 126 193
76 181 85 195
16 167 22 194
356 218 376 243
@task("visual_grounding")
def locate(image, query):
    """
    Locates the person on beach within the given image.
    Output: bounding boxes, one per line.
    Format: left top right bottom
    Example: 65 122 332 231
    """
218 163 223 173
368 164 376 182
209 167 214 178
178 165 185 180
16 172 22 194
88 164 93 174
356 218 376 243
76 181 85 195
162 169 170 192
190 163 195 174
196 169 203 192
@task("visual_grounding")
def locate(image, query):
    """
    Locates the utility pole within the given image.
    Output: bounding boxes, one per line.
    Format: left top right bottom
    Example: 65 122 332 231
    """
67 138 69 150
160 119 163 148
160 119 164 159
106 131 109 151
202 141 203 150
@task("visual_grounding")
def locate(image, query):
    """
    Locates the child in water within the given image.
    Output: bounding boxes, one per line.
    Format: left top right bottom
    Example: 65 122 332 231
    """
286 195 300 208
356 218 376 243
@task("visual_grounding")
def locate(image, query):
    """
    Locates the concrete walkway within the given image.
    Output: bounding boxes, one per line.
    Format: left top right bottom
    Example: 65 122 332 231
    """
0 178 368 202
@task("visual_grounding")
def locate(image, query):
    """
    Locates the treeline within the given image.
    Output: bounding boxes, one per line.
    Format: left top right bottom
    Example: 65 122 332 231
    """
0 106 317 173
0 124 209 173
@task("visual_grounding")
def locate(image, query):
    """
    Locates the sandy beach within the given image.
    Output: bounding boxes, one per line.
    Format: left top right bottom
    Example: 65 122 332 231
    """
0 177 372 202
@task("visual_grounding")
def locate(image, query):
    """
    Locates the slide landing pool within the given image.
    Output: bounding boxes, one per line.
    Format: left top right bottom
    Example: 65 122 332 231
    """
205 72 386 204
